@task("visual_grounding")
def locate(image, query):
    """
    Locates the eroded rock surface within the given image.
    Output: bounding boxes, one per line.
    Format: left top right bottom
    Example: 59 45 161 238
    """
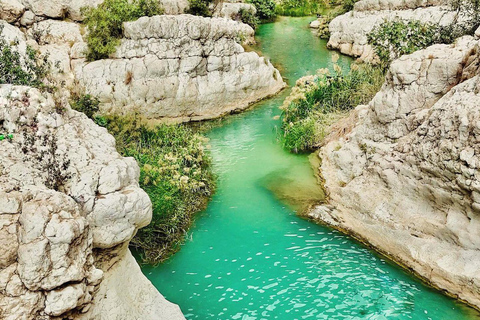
2 5 284 122
311 35 480 308
0 85 185 320
74 14 284 122
327 0 470 61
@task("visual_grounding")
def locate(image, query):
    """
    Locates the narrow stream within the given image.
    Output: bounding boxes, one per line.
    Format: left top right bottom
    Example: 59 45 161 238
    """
143 17 480 319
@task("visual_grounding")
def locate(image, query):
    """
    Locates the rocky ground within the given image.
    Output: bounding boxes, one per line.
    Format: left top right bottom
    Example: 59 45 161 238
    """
310 30 480 308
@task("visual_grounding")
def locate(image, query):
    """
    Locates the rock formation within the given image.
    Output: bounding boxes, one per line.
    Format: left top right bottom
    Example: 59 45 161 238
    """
74 14 284 122
2 0 284 122
0 85 185 319
310 33 480 308
0 0 282 316
327 0 469 61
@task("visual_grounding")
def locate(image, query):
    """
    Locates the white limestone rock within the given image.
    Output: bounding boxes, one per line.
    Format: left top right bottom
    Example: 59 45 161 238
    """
311 36 480 309
0 85 184 319
29 20 83 45
309 19 321 29
327 0 472 61
160 0 189 14
213 2 256 20
0 0 25 23
354 0 448 11
74 14 285 122
20 0 103 21
79 248 185 320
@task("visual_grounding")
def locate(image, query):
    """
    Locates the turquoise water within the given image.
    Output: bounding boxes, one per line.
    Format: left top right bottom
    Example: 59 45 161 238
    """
143 17 480 319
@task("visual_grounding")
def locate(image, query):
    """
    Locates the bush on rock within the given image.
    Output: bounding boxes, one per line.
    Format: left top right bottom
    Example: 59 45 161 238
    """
82 0 163 61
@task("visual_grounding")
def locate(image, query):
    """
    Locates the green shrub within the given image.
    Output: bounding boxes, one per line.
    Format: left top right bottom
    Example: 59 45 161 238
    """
281 62 385 153
71 94 100 119
186 0 213 16
275 0 323 17
341 0 357 12
82 0 163 61
282 117 317 153
367 19 439 67
0 26 49 88
104 115 215 264
238 8 259 29
247 0 276 21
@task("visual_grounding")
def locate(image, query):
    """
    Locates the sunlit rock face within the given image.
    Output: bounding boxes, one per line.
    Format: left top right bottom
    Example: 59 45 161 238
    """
5 0 285 123
311 33 480 308
73 14 285 122
0 85 184 320
327 0 470 61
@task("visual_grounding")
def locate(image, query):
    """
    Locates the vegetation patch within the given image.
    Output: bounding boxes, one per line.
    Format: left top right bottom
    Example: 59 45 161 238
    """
0 25 50 88
71 93 100 119
186 0 214 16
274 0 356 18
368 1 480 67
367 19 441 67
71 96 216 264
247 0 276 22
275 0 324 17
102 116 216 264
238 8 259 29
281 58 384 153
82 0 163 61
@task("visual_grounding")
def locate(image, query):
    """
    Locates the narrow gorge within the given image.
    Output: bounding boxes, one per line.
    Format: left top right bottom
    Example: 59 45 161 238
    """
1 0 480 319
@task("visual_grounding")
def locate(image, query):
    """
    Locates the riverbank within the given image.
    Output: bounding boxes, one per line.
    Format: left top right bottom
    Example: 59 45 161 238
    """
308 32 480 309
143 16 480 319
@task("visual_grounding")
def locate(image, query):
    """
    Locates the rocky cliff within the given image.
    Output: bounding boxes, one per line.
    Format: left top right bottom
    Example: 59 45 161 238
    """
0 85 185 319
3 0 284 122
327 0 468 61
310 33 480 308
74 14 284 122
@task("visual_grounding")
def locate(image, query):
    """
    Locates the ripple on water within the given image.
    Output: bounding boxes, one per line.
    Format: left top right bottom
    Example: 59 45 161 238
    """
142 16 480 320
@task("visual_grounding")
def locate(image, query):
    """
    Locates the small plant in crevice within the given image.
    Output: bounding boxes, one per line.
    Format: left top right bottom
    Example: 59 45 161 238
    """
71 94 100 119
21 131 71 191
82 0 164 61
0 25 50 89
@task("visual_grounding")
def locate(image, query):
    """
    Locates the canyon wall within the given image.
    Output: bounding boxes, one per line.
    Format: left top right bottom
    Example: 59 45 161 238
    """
310 33 480 308
327 0 467 61
0 85 185 319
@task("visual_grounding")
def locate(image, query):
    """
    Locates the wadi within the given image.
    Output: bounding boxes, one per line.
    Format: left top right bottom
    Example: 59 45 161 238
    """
0 0 479 319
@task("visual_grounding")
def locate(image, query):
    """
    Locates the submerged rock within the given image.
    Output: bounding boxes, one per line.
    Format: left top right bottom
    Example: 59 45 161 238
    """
311 33 480 308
